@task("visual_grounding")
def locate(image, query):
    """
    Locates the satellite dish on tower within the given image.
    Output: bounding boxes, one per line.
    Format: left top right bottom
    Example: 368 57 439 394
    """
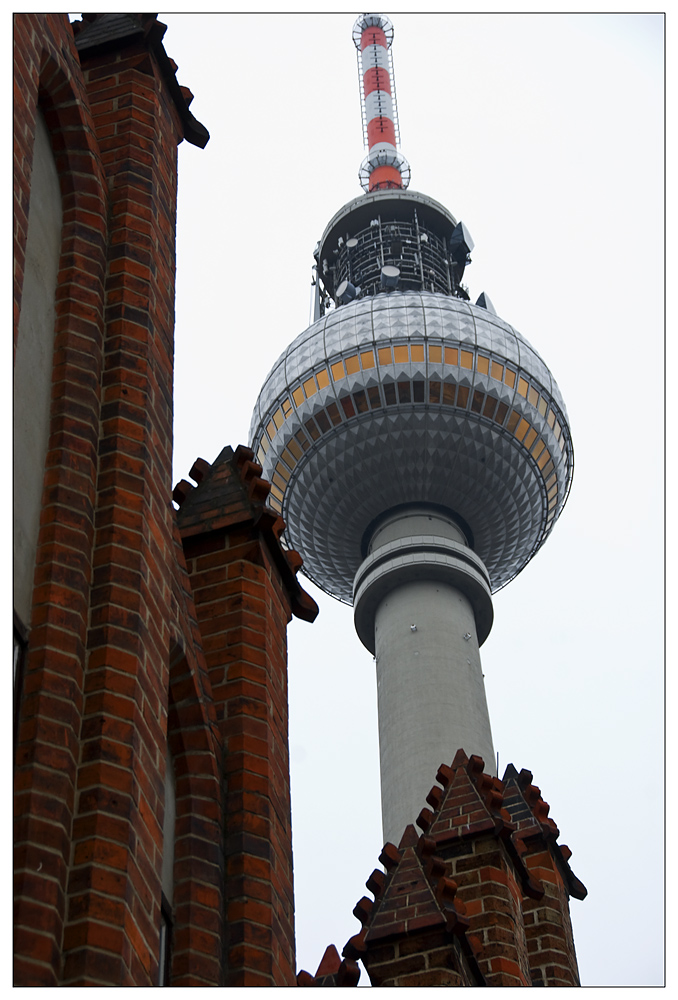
380 265 400 289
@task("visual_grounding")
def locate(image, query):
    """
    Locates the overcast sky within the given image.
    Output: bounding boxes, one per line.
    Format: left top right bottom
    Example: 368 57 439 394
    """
159 11 664 987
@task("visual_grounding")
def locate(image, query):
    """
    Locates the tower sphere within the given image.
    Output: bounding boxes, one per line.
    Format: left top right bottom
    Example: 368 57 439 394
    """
250 14 575 841
249 187 573 605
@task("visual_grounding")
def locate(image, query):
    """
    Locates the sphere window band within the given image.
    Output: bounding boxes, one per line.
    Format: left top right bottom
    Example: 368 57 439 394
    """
256 345 567 454
257 339 566 452
255 340 569 535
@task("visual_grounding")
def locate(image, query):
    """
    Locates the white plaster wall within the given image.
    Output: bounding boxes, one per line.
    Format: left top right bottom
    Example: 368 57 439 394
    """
13 110 63 628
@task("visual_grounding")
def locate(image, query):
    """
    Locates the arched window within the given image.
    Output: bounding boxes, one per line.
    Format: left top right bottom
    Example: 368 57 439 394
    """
159 746 176 985
13 107 63 633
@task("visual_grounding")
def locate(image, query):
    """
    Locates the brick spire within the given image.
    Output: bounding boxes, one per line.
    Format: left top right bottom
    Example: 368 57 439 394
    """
343 823 485 986
501 764 587 985
298 749 586 987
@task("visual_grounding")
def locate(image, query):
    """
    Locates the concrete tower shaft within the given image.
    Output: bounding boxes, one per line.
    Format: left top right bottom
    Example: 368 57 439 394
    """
354 505 496 841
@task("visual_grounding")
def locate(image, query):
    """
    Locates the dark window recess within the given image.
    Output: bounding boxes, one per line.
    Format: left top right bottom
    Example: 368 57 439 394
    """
305 417 321 441
494 401 509 425
413 380 425 403
295 430 311 451
340 396 356 418
353 389 369 413
429 380 441 404
367 386 382 409
442 381 456 406
158 894 173 986
383 383 397 405
327 402 342 426
457 386 469 409
471 389 484 414
397 381 411 404
314 410 331 434
483 395 497 419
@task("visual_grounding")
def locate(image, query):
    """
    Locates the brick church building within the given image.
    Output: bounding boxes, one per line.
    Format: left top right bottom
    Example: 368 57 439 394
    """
13 13 585 986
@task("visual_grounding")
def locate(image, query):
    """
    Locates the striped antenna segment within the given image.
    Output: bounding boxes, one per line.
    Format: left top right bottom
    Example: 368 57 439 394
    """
353 13 410 192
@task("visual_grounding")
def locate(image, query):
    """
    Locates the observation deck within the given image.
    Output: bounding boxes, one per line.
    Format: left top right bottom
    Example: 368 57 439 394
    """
250 281 573 603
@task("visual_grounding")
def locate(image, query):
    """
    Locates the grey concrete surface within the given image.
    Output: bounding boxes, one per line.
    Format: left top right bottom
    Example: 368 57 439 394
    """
354 508 496 845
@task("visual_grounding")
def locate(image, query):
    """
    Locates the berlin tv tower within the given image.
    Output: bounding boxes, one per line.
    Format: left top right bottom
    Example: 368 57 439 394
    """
250 13 573 844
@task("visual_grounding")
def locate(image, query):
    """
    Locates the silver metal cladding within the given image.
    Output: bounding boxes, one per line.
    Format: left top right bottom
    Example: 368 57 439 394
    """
250 291 573 603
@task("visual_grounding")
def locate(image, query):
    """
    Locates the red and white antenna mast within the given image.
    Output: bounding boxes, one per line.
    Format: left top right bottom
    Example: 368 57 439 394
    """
353 13 411 192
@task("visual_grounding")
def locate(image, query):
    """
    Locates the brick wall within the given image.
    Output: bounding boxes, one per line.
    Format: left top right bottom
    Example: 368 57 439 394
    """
13 14 213 986
166 519 224 985
13 14 108 986
60 27 185 986
175 446 318 985
503 765 585 986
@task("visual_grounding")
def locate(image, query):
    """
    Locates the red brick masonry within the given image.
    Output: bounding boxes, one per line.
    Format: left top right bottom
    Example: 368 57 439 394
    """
298 750 586 987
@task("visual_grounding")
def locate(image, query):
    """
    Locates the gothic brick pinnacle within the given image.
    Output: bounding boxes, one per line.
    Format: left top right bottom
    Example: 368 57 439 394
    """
502 764 587 902
417 751 513 844
73 13 209 148
337 822 484 986
417 752 546 905
346 826 472 948
173 446 318 622
296 943 361 987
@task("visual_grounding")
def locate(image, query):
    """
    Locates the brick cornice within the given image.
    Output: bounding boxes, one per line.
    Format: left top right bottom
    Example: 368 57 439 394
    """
73 13 209 148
